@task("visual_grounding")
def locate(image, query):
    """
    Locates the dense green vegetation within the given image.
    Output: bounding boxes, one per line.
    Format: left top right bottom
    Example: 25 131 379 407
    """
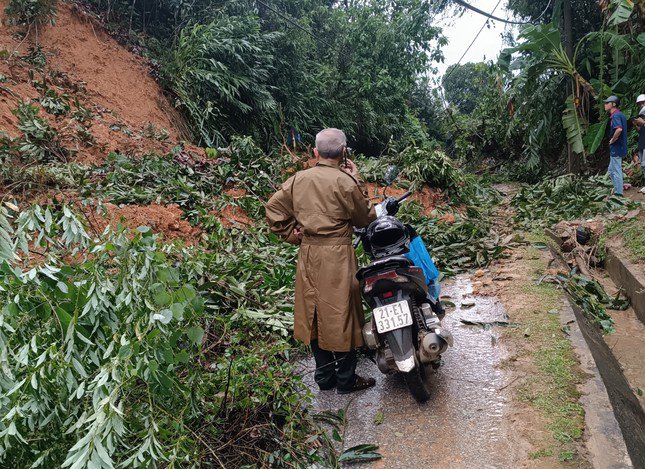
79 0 446 153
0 94 506 465
512 174 634 228
1 0 643 466
441 0 644 179
0 140 396 466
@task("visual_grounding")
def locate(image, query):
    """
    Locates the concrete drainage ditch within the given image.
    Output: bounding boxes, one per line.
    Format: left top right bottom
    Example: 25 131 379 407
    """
547 236 645 468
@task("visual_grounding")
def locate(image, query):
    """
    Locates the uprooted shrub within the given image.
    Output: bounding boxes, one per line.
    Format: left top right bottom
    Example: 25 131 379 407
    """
357 143 498 204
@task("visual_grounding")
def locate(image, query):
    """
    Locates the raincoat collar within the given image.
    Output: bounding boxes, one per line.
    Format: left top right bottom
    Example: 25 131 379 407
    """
317 158 341 168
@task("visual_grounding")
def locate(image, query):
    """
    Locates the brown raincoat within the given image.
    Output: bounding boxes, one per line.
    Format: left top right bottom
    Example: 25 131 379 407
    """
265 158 376 352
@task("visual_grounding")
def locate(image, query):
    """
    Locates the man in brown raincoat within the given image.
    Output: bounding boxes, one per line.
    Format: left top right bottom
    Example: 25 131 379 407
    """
266 128 377 393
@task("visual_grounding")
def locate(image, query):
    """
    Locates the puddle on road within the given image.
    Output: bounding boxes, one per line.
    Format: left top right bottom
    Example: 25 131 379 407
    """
299 275 522 468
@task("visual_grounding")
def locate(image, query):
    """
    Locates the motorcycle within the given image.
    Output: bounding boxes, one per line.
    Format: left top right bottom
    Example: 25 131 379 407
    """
354 188 452 402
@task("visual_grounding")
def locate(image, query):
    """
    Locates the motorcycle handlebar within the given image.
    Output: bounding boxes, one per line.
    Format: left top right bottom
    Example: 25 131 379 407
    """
352 190 412 249
396 191 412 203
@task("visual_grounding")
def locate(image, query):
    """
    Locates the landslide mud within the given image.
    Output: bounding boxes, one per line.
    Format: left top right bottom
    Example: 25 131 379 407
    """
299 276 527 468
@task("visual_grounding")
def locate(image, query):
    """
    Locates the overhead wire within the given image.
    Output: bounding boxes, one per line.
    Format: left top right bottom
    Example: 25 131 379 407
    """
437 0 504 150
443 0 503 83
441 0 554 98
451 0 554 25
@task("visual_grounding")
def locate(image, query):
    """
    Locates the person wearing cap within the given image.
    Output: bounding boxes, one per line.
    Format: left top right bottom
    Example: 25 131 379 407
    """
604 95 628 196
633 94 645 189
265 128 378 394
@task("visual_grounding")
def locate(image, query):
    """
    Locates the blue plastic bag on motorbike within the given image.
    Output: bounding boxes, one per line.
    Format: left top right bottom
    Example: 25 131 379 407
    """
404 230 440 299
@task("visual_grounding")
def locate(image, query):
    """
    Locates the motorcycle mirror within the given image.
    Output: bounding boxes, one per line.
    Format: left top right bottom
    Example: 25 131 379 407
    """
384 165 400 186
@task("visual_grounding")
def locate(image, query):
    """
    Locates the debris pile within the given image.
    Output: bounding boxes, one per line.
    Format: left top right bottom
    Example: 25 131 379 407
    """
546 209 641 275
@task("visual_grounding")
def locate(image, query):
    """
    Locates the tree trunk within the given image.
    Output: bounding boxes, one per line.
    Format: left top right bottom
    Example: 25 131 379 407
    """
563 0 577 173
563 0 574 59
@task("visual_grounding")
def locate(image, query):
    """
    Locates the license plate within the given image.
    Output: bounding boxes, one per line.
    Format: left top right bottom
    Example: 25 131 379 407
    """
373 300 413 333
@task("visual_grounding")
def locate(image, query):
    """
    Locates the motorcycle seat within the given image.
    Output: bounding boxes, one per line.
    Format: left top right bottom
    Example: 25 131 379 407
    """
356 255 413 281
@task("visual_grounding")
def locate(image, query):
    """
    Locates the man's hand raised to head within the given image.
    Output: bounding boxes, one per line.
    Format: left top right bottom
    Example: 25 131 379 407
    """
341 158 359 178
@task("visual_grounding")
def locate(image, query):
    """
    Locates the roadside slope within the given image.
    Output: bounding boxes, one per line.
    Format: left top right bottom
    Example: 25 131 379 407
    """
0 0 177 136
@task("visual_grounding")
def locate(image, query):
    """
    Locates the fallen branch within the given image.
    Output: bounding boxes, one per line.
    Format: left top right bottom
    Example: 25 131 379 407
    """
574 253 591 277
460 319 519 328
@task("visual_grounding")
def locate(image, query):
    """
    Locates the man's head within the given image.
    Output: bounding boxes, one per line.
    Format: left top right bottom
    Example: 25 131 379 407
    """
314 128 347 160
637 94 645 108
603 95 620 112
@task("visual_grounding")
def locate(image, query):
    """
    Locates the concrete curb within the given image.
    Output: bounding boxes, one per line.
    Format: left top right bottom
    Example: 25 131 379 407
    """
565 298 645 468
545 240 645 467
559 300 633 468
606 247 645 324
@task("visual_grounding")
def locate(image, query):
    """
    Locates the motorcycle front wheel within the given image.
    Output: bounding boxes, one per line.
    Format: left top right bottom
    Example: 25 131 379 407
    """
404 366 430 402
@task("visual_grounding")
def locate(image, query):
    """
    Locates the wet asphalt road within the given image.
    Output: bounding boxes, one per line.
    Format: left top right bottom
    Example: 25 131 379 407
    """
298 276 522 468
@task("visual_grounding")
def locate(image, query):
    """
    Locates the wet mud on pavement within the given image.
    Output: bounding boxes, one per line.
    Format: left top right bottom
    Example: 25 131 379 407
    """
299 275 527 468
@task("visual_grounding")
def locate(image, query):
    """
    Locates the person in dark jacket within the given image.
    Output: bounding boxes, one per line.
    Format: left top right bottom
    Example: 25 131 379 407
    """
604 95 628 196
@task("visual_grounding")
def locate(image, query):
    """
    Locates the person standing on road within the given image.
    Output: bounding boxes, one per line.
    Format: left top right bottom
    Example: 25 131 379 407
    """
633 94 645 192
266 128 378 394
604 95 628 196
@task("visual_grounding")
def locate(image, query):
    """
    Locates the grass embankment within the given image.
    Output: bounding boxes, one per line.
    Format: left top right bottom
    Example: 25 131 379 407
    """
500 237 586 465
601 217 645 264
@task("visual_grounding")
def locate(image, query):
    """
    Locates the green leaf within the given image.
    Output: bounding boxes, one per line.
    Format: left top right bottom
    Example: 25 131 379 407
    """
638 33 645 47
186 326 204 345
118 344 132 359
175 350 190 363
152 309 173 325
175 285 196 301
153 290 172 306
609 0 634 25
171 303 185 320
584 120 607 155
137 225 153 237
55 307 72 332
562 95 586 155
339 444 382 463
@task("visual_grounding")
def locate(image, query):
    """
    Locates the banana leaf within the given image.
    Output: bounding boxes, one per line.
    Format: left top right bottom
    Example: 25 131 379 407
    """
609 0 634 26
584 119 608 155
562 95 586 155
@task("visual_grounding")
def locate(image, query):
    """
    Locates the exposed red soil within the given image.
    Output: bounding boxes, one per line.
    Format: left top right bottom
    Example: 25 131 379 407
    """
218 187 254 228
364 182 443 216
0 1 176 136
86 202 201 244
218 205 254 228
0 0 186 164
223 187 248 198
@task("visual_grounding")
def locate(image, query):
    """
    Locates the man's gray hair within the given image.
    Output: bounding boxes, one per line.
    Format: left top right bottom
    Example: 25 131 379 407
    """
315 128 347 158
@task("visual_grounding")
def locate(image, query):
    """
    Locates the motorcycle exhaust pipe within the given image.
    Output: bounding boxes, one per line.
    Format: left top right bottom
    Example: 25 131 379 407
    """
362 323 379 349
419 332 448 364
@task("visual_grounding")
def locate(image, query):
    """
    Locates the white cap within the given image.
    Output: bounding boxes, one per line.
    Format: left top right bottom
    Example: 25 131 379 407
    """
637 94 645 104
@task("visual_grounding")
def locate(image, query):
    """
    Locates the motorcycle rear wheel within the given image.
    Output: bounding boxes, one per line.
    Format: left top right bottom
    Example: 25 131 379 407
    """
404 366 430 402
